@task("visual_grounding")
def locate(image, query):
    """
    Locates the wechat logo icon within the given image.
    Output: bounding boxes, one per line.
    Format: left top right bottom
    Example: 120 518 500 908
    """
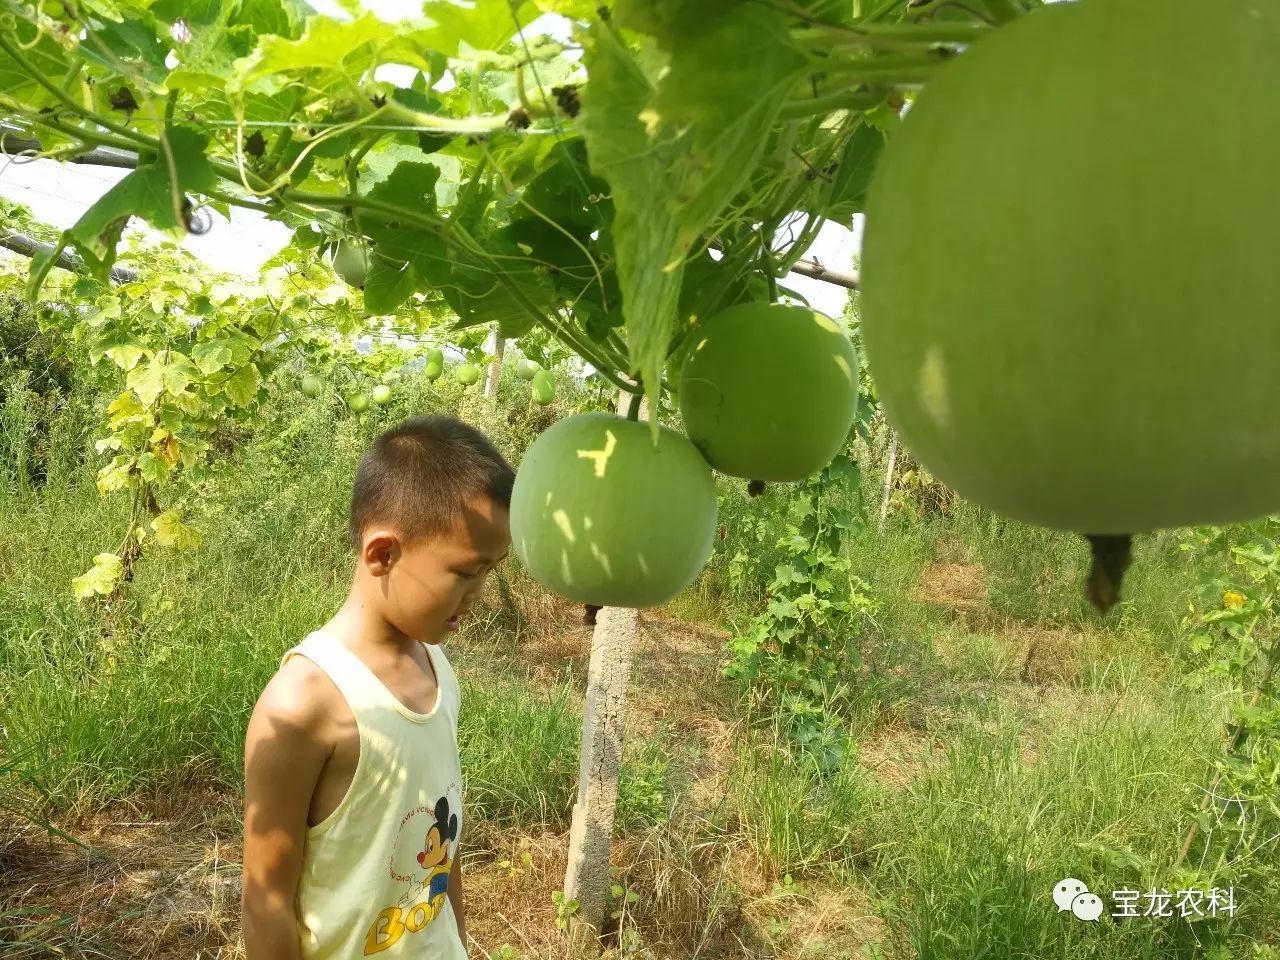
1054 878 1103 922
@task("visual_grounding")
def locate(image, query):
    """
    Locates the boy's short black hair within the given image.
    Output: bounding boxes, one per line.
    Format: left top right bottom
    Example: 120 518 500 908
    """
347 415 515 553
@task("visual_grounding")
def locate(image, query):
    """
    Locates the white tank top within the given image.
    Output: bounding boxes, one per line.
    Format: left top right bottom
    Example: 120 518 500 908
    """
280 630 467 959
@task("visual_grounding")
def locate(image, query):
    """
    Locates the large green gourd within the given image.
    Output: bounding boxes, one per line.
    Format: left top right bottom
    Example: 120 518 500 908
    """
680 302 859 482
510 413 717 607
862 0 1280 533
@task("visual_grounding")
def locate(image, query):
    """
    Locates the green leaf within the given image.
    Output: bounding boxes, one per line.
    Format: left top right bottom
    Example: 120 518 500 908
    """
162 354 196 396
580 9 805 412
232 0 307 40
230 12 434 94
357 162 533 326
107 390 147 426
137 451 170 484
192 339 235 374
420 0 537 55
105 341 148 372
224 362 262 407
579 24 682 407
363 257 417 315
84 16 172 86
24 241 62 305
128 357 168 406
46 126 215 292
152 0 256 91
0 17 74 111
360 163 449 278
152 509 202 549
532 0 597 17
643 5 808 248
446 263 544 339
73 553 125 600
824 122 887 222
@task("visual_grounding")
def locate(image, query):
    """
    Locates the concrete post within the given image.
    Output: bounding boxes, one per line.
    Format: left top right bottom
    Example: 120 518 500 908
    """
878 430 899 529
485 327 505 399
562 390 647 949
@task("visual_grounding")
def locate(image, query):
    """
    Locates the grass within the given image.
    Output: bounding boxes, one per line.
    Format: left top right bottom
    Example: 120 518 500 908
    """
2 381 1278 958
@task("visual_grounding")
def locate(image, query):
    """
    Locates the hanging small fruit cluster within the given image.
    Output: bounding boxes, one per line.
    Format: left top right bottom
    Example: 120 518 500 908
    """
516 357 556 405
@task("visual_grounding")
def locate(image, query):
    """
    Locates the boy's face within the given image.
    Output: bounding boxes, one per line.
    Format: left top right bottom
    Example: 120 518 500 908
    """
363 492 511 645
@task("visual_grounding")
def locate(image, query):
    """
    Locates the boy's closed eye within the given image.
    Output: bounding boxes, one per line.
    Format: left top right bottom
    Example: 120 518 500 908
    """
454 550 510 579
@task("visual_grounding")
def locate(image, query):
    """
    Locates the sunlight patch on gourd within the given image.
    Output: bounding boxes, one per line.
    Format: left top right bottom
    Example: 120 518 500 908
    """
919 345 950 429
588 542 613 579
552 509 576 544
576 431 617 478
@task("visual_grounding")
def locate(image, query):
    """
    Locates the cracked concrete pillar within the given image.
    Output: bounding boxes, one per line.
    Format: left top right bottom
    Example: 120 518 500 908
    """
562 390 647 949
484 326 505 399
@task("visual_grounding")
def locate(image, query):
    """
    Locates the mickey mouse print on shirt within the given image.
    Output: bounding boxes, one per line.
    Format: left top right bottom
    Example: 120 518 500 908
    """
363 793 460 955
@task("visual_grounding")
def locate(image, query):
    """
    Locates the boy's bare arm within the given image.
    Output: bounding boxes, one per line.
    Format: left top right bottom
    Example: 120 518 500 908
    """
241 666 331 960
447 847 468 950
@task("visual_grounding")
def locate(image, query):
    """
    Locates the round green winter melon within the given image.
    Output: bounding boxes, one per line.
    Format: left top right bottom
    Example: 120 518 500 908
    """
861 0 1280 533
531 369 556 405
510 413 717 607
679 302 859 482
330 240 370 289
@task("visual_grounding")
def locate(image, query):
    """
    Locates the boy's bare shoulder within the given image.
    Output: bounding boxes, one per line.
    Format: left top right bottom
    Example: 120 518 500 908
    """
249 652 343 741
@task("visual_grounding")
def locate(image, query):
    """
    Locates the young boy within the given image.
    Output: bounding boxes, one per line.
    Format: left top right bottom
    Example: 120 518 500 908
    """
241 414 514 959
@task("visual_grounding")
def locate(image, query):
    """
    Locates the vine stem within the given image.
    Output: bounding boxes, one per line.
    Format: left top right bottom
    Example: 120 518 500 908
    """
805 53 949 76
779 88 919 120
792 23 988 46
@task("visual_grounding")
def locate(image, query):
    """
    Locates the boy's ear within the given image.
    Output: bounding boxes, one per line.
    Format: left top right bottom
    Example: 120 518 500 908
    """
362 532 399 573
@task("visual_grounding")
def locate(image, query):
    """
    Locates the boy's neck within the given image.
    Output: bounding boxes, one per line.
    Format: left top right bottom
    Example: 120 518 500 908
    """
322 590 426 657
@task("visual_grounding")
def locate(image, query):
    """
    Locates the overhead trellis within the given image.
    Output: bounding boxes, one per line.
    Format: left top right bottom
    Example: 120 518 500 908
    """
0 0 999 405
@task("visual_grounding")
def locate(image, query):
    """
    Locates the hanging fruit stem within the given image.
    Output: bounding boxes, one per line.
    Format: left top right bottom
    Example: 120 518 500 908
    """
1084 534 1133 614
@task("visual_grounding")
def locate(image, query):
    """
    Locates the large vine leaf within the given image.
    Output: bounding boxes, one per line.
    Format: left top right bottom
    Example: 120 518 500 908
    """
580 7 806 411
72 553 125 600
230 13 435 94
152 509 201 550
0 16 76 110
363 257 419 316
420 0 537 56
230 2 532 98
578 23 681 406
824 121 888 222
28 126 216 297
